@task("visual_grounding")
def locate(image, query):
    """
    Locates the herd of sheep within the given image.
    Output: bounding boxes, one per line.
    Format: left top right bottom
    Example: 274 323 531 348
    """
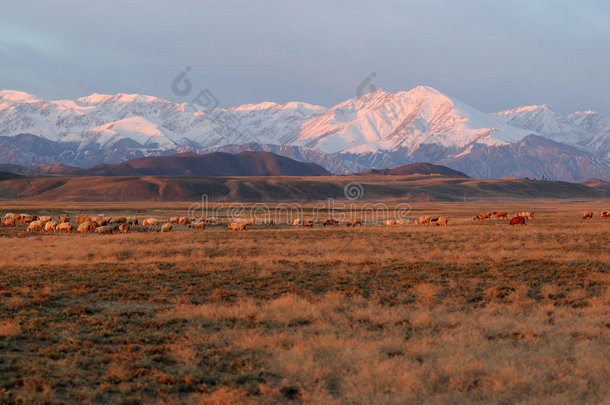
2 209 608 235
1 213 193 234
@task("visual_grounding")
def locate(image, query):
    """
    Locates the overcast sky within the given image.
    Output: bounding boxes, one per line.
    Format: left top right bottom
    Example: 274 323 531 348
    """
1 0 609 115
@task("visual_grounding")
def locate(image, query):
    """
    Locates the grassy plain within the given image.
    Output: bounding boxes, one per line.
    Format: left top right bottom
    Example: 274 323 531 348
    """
0 201 609 404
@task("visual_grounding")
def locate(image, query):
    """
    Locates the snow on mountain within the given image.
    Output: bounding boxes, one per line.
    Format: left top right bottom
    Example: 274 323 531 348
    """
492 105 610 161
0 87 609 180
83 116 176 149
295 86 531 155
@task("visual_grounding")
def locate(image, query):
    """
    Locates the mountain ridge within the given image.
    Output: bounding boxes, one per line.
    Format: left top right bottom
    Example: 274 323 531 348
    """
0 151 331 177
1 87 609 180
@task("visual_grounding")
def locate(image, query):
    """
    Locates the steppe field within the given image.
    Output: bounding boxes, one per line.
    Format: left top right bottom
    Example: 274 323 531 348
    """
0 200 609 404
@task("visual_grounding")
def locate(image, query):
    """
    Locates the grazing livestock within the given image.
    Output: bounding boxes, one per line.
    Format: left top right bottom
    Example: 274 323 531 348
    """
57 223 73 233
509 216 527 225
38 216 52 223
27 220 44 232
302 220 314 228
178 216 191 225
21 215 37 223
293 219 302 226
416 216 431 225
233 218 254 226
493 212 508 219
436 217 448 227
142 218 160 227
91 216 107 227
583 211 594 219
95 225 116 235
228 223 248 231
473 213 491 221
396 219 411 225
601 211 610 218
118 224 130 233
76 215 90 223
384 219 397 226
77 222 93 234
108 217 127 224
4 213 21 223
188 221 206 229
161 223 172 232
126 217 138 226
517 212 534 219
170 217 179 223
3 218 16 227
44 221 57 233
58 214 70 223
346 219 362 227
323 219 339 227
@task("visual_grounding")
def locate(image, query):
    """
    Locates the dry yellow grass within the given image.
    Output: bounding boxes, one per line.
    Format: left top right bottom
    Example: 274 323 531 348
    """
0 201 609 403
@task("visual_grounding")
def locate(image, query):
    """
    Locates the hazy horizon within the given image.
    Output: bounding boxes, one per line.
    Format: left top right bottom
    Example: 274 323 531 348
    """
1 1 609 115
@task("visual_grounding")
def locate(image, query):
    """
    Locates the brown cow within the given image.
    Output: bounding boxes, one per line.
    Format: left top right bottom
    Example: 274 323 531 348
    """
161 223 172 232
601 211 610 218
346 219 362 227
118 224 130 233
170 217 179 223
583 211 594 219
302 220 314 228
178 216 191 225
494 212 508 219
436 217 448 227
509 216 526 225
3 218 16 227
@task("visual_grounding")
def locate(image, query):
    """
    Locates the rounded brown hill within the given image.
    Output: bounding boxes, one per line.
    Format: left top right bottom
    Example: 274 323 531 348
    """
84 151 331 176
359 163 469 177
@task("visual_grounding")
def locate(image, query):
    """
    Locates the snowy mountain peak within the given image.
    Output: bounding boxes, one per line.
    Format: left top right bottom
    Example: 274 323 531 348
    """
493 104 551 116
230 100 325 113
0 90 41 103
76 93 166 105
405 85 447 98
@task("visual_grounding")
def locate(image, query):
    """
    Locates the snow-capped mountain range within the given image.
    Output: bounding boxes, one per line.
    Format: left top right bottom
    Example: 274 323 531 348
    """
1 86 609 180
